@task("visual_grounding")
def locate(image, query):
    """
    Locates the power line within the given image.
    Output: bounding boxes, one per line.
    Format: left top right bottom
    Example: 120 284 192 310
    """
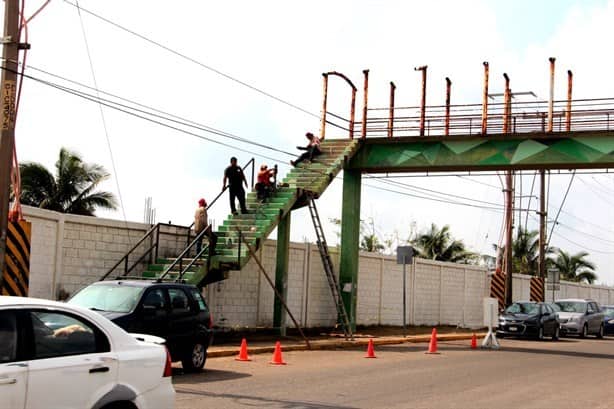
546 172 575 248
75 0 128 223
61 0 323 121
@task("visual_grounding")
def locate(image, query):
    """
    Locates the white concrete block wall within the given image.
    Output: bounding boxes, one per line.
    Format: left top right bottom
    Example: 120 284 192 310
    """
412 261 441 326
378 256 405 326
440 264 465 326
26 210 59 299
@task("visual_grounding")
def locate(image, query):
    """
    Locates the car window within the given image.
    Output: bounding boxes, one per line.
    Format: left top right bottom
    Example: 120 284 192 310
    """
69 284 145 313
591 302 600 312
602 307 614 315
543 305 551 314
587 303 595 313
504 303 538 314
550 303 561 312
142 288 167 311
0 310 17 363
189 289 208 312
555 301 587 313
30 311 109 359
169 289 190 314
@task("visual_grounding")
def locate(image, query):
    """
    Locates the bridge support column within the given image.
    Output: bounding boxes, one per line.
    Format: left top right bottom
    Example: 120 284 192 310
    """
339 170 362 332
274 211 291 335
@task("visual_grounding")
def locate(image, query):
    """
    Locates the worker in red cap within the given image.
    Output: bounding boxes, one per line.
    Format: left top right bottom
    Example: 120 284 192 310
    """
194 198 217 267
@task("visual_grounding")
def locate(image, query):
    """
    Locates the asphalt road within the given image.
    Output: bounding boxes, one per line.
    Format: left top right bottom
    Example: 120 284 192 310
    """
173 336 614 409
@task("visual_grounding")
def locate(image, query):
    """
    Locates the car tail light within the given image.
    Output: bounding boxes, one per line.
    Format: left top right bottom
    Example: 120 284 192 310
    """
163 346 172 377
209 311 214 329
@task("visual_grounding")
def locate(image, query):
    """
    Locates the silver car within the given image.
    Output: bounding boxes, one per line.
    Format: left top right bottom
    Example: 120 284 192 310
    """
552 299 605 338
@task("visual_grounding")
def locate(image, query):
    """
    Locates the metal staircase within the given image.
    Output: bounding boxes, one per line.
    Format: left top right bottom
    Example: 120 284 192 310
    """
307 196 353 340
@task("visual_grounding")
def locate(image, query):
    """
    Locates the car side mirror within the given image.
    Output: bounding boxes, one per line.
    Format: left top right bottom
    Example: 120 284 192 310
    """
542 312 550 316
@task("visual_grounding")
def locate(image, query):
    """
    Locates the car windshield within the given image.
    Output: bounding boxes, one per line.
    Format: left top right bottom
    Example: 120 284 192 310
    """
601 307 614 316
555 301 587 313
504 303 539 315
550 303 561 312
69 284 144 313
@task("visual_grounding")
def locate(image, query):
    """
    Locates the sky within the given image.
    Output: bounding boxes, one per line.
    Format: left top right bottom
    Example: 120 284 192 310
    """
5 0 614 284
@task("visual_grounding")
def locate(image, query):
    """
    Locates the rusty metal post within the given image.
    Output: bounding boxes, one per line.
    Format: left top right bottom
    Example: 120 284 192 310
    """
320 73 329 140
349 87 356 140
547 57 555 133
361 69 369 139
565 70 573 132
387 82 396 138
503 73 510 134
445 77 451 136
415 65 427 136
481 61 489 135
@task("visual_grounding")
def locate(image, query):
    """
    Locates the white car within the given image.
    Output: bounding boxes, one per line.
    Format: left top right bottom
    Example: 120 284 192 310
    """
0 296 175 409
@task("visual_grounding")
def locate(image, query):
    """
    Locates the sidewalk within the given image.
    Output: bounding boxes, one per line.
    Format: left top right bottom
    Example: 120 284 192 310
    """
207 326 486 358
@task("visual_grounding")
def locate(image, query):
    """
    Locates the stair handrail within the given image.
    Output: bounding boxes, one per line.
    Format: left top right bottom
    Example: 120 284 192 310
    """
172 243 209 283
157 224 212 282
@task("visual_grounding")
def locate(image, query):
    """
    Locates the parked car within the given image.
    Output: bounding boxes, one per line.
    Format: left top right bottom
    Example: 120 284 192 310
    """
0 296 175 409
551 299 604 338
497 301 560 340
600 305 614 335
69 280 213 372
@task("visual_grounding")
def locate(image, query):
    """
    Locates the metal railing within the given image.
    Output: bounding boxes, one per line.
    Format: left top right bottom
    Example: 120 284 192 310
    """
101 157 256 281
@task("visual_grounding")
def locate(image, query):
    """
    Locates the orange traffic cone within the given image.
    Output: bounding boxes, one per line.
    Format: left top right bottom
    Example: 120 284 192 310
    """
425 328 440 354
235 338 251 361
365 339 377 358
270 341 287 365
470 333 477 350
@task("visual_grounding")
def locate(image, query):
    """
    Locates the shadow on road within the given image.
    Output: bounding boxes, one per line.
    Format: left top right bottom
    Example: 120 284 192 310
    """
174 387 359 409
496 344 614 360
173 368 252 383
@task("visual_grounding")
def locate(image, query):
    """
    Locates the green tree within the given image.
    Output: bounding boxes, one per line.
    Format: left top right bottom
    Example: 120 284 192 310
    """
360 234 385 253
19 147 117 216
551 249 597 284
411 223 476 263
493 228 554 276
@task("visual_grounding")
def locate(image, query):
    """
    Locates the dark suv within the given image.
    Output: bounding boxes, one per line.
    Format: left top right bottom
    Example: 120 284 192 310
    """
68 280 213 372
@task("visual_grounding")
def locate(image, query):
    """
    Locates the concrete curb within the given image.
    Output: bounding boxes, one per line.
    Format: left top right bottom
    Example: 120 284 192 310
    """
208 332 488 358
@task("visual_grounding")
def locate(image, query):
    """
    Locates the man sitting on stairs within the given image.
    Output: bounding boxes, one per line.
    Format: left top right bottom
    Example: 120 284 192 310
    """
290 132 321 167
194 198 218 269
255 164 277 202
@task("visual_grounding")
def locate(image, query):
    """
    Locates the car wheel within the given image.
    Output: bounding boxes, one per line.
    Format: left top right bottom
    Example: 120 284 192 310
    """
552 326 560 341
597 324 604 339
182 341 207 372
580 324 588 338
538 326 544 341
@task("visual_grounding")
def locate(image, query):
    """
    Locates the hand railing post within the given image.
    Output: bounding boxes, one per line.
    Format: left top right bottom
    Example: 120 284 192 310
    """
349 87 356 139
414 65 428 136
250 158 255 189
361 69 369 139
482 61 489 135
445 77 451 136
124 256 128 275
320 73 329 140
566 70 573 132
388 81 395 138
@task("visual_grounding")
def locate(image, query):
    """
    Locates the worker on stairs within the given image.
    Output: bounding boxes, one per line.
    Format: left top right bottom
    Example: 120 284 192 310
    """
255 164 277 202
291 132 321 167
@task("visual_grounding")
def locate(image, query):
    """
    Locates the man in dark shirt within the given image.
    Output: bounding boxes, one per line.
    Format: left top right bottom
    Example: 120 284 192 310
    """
223 157 249 215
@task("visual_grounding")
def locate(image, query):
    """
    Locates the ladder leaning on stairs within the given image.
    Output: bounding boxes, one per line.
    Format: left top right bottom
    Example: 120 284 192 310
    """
306 195 353 340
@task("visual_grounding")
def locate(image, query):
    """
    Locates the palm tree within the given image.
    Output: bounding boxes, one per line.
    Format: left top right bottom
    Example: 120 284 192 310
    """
360 234 385 253
19 148 117 216
492 228 554 276
551 249 597 284
411 223 475 263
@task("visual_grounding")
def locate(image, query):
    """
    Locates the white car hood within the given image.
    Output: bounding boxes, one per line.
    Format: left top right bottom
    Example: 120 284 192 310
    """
129 333 166 345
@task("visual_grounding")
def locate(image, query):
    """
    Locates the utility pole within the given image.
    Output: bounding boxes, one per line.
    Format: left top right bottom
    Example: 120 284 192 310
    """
504 171 514 306
0 0 21 287
538 170 547 300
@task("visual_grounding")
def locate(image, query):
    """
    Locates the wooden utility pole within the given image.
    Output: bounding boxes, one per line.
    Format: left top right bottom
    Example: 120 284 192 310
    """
504 171 514 306
539 170 547 299
0 0 21 287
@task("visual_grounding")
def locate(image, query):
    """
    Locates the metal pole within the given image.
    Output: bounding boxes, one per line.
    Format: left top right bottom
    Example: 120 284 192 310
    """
503 73 510 134
320 73 328 140
0 0 21 286
387 81 396 138
238 229 311 349
349 87 356 139
504 170 514 306
444 77 451 136
481 61 489 135
565 70 573 132
361 69 369 139
415 66 427 136
402 261 407 336
548 57 555 133
539 170 547 300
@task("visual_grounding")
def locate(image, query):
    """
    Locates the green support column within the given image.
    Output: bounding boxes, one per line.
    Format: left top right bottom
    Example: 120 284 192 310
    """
339 169 361 332
273 211 291 335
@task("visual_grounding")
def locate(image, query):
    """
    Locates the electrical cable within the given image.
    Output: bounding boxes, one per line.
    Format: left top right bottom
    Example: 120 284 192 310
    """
61 0 326 123
75 0 129 223
546 171 575 248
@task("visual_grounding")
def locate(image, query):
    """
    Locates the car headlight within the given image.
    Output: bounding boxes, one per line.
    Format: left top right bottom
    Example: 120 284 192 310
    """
570 316 581 323
608 319 614 324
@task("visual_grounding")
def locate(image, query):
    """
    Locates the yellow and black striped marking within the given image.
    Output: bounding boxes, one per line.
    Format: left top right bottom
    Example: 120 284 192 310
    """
2 220 31 297
530 277 544 302
490 273 505 310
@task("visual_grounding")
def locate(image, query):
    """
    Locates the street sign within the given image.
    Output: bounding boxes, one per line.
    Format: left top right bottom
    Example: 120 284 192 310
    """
547 268 560 284
396 246 413 265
